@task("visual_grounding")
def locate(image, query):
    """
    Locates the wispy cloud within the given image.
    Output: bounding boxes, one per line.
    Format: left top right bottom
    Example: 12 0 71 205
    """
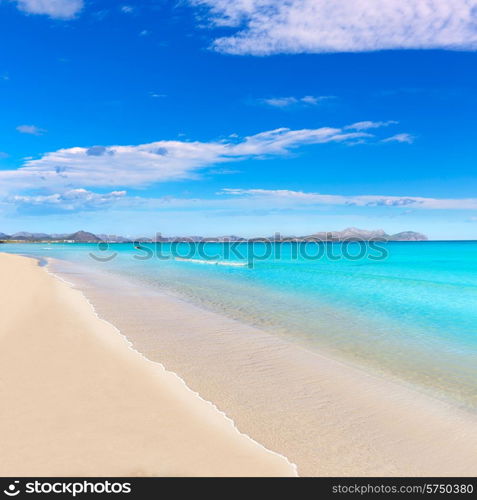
0 122 401 192
8 189 126 215
6 186 477 215
345 120 398 131
191 0 477 55
220 188 477 210
16 124 47 136
260 95 333 108
120 5 134 14
10 189 126 213
381 133 415 144
14 0 83 19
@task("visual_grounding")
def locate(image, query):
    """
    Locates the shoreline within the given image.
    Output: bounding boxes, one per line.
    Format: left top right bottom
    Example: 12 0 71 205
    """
47 255 477 476
0 253 296 477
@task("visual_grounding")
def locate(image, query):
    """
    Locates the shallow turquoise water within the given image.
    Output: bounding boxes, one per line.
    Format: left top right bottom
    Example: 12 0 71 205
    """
3 241 477 407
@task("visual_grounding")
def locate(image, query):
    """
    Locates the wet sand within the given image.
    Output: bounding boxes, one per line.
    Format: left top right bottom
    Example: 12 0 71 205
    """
49 257 477 477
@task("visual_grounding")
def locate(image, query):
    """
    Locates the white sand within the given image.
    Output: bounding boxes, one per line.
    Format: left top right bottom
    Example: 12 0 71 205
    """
0 253 296 477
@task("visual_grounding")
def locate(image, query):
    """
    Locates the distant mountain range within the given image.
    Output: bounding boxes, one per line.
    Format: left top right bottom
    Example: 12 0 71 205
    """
302 228 428 242
0 227 428 243
0 230 103 243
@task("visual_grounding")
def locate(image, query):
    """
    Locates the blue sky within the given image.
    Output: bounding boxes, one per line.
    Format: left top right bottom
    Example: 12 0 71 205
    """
1 0 477 239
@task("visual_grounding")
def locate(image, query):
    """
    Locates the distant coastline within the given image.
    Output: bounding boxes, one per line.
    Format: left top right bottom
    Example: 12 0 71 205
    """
0 227 428 244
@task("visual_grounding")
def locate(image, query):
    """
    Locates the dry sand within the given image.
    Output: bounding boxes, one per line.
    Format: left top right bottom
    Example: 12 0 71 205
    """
0 253 296 477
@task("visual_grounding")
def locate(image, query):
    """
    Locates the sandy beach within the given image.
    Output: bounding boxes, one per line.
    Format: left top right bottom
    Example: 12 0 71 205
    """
0 253 296 477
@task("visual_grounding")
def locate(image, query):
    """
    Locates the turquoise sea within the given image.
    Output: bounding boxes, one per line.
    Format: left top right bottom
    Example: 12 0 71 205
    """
3 241 477 409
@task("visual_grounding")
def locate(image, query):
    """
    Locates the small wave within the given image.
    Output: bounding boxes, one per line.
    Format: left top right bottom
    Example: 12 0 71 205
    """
175 257 248 267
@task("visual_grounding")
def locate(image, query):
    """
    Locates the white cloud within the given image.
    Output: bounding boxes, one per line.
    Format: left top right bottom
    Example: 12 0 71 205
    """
10 189 126 212
381 133 415 144
0 122 398 191
16 124 47 135
120 5 134 14
14 0 83 19
191 0 477 55
345 120 398 131
8 186 477 215
261 95 333 107
220 188 477 210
